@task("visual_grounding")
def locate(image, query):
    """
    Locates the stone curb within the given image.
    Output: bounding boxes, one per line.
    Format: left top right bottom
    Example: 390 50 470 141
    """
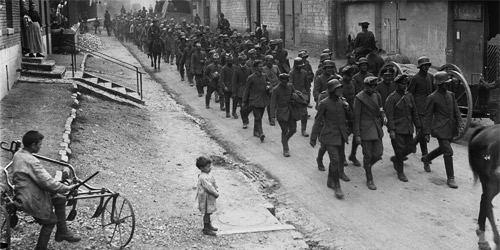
59 85 81 162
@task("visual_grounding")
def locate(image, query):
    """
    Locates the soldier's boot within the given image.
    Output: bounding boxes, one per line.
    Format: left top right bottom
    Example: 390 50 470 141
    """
421 149 439 172
301 118 309 137
331 169 344 199
395 154 408 182
444 156 458 189
54 198 81 243
35 223 55 250
282 140 290 157
349 142 361 166
202 223 217 236
364 164 377 190
339 163 350 182
207 216 218 231
316 156 325 171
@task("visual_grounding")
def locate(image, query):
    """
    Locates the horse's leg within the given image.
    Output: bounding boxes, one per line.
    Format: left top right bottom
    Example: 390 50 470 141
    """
477 185 492 250
158 54 161 71
151 55 154 67
488 180 500 250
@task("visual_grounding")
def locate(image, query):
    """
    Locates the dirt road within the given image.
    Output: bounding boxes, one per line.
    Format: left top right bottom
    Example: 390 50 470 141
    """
97 35 498 250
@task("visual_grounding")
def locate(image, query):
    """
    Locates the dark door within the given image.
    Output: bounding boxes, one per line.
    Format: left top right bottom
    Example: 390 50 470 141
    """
452 2 485 84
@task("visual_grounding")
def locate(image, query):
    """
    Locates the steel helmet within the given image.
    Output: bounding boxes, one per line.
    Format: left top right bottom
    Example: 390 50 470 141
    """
358 57 369 65
327 79 342 93
434 71 450 85
293 57 304 67
323 60 336 68
319 53 330 62
417 56 432 68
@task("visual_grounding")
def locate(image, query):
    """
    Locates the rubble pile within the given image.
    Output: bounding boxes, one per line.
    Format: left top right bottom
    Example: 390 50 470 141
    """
78 33 108 51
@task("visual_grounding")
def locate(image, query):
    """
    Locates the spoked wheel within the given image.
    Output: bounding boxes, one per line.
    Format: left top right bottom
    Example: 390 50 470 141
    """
439 63 464 76
0 205 10 250
444 70 473 141
101 195 135 249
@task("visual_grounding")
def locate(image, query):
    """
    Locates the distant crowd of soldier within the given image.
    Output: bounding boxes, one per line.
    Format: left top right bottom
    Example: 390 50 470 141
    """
109 10 467 199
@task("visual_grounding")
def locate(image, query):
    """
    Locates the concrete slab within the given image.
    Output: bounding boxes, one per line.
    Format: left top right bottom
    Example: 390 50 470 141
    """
211 169 295 235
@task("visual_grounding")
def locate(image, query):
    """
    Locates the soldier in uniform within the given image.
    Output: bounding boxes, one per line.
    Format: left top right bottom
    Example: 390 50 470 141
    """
421 72 464 189
385 74 420 182
375 68 396 107
310 79 352 199
263 55 281 126
232 54 252 123
289 58 311 137
220 53 235 118
204 53 223 110
275 39 290 73
408 56 435 171
352 57 373 94
270 73 297 157
299 50 314 108
353 22 376 59
243 60 271 142
353 76 387 190
190 42 207 97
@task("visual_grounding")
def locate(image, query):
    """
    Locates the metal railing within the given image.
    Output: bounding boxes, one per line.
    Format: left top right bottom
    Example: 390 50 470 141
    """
64 40 144 101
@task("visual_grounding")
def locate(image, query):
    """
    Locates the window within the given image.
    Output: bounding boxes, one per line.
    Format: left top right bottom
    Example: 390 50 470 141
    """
6 0 13 28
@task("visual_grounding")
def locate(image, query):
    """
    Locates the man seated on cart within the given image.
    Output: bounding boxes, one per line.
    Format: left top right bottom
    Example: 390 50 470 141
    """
9 131 80 250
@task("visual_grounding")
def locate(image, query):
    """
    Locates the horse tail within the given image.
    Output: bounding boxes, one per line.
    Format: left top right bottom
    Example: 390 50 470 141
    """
469 126 486 185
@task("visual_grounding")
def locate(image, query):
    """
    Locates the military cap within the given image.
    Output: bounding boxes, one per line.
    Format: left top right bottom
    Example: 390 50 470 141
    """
364 76 379 85
394 74 410 84
381 67 395 76
248 49 256 54
417 56 432 68
298 50 309 58
319 53 330 62
358 57 369 65
279 73 289 80
323 60 336 68
264 55 274 60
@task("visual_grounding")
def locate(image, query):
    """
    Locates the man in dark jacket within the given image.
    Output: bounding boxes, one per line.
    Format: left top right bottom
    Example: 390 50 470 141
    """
243 60 270 142
352 57 373 94
310 79 352 199
353 22 376 59
270 73 297 157
353 76 387 190
190 42 207 97
232 54 253 123
220 53 235 117
204 53 223 109
385 74 421 182
421 71 464 188
375 67 396 107
290 57 311 137
408 56 435 169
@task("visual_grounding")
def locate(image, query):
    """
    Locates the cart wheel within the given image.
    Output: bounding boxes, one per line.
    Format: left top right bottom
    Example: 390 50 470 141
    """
446 70 473 141
0 204 11 250
377 62 403 78
101 195 135 249
439 63 464 76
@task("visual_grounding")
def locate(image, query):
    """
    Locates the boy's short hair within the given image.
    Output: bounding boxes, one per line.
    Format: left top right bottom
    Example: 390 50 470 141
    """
196 156 212 169
22 130 44 147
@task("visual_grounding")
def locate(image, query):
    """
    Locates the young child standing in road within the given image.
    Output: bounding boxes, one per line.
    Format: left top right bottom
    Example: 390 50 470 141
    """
195 156 219 236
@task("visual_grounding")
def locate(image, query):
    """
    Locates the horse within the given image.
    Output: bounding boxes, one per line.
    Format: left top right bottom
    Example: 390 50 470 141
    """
469 124 500 250
347 35 386 75
150 36 164 71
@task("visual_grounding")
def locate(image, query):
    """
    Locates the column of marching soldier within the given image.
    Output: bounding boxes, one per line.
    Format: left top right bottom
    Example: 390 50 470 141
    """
112 12 464 200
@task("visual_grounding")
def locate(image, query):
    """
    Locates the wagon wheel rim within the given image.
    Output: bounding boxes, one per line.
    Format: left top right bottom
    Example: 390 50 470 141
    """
0 201 11 250
101 195 135 249
446 70 472 141
377 61 403 79
439 63 464 76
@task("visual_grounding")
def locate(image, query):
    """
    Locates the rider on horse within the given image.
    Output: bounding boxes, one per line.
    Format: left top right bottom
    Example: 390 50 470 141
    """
353 22 377 60
148 19 162 56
